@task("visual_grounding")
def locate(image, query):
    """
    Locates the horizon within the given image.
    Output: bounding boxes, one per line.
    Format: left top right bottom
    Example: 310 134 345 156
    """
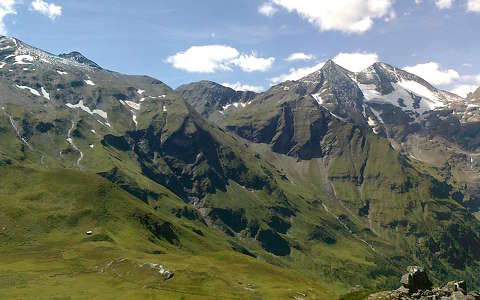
8 33 454 95
3 0 480 96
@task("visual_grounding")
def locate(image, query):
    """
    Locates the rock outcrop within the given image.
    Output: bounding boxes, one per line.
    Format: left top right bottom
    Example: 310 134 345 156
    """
369 266 480 300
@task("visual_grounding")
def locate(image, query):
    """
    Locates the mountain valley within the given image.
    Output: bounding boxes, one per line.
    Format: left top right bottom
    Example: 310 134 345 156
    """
1 35 480 299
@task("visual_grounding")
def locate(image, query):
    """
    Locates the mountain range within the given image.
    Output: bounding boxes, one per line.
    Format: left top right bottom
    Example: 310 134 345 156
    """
1 35 480 299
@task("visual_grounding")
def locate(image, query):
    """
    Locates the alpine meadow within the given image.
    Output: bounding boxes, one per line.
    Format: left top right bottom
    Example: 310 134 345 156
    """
2 1 480 299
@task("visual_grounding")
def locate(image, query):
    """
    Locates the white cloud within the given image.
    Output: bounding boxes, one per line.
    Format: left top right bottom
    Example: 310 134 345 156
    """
0 0 17 35
30 0 62 20
268 0 395 34
232 52 275 72
167 45 239 73
166 46 274 73
403 62 460 85
467 0 480 12
258 2 278 17
332 52 379 72
271 61 326 84
450 84 478 98
286 52 314 62
435 0 454 9
222 82 265 93
403 62 480 98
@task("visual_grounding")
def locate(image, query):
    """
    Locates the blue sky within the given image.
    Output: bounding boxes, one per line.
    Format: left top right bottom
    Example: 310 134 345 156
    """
3 0 480 96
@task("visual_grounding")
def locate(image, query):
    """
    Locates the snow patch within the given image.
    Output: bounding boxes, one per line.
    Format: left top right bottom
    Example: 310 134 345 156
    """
397 79 444 109
14 55 34 65
15 84 41 97
41 87 50 100
359 81 440 116
137 89 145 95
125 101 141 111
66 100 108 119
467 104 480 109
312 93 324 105
367 117 380 134
132 113 138 126
84 80 96 86
57 70 68 75
222 101 249 111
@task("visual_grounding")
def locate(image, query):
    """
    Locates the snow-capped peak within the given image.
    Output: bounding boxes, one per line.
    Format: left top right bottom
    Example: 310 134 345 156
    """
0 36 100 71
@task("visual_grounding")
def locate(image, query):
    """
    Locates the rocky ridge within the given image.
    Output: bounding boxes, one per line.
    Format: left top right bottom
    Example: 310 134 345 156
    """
369 266 480 299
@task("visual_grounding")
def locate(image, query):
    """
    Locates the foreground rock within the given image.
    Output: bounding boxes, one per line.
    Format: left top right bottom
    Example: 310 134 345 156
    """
368 266 480 299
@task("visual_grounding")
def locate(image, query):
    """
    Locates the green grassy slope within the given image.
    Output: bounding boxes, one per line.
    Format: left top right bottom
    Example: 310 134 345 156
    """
0 165 335 299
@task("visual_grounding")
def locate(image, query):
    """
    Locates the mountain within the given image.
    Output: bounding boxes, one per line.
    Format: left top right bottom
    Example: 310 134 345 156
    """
182 59 480 287
2 35 480 299
58 51 102 69
469 86 480 101
176 80 256 121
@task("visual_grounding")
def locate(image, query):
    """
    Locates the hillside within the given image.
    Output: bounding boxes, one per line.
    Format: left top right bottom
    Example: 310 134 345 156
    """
2 35 480 299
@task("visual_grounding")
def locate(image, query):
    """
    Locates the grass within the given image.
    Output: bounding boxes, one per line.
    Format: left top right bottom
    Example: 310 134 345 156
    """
0 165 336 299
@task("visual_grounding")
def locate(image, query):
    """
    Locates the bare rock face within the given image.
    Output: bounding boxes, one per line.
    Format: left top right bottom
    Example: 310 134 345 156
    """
368 266 480 300
400 266 433 293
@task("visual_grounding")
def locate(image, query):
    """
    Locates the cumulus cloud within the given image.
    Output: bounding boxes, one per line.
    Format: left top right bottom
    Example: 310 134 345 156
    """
222 82 265 93
166 45 274 73
333 52 379 72
264 0 394 34
450 84 478 98
271 61 326 84
232 52 275 72
0 0 17 35
403 62 460 85
467 0 480 12
435 0 454 9
449 74 480 97
258 2 278 17
31 0 62 20
286 52 314 62
166 45 239 73
403 62 480 98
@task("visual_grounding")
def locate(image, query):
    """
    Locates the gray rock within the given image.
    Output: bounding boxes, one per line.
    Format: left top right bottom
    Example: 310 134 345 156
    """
163 271 174 280
451 291 467 300
467 292 480 300
368 266 479 300
401 266 433 294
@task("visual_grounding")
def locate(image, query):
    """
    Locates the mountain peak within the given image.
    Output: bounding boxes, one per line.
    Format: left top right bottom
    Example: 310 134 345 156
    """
58 51 102 69
469 86 480 100
322 59 336 67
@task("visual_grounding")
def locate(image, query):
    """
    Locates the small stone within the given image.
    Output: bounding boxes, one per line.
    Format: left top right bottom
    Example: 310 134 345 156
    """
397 286 409 295
467 292 480 300
163 271 174 280
455 281 467 293
451 291 467 300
